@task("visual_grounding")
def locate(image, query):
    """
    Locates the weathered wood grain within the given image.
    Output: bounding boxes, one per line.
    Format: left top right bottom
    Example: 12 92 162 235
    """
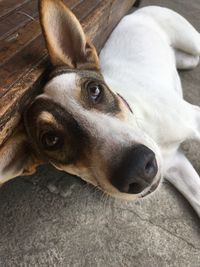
0 0 30 18
0 0 83 66
0 1 38 40
0 0 136 146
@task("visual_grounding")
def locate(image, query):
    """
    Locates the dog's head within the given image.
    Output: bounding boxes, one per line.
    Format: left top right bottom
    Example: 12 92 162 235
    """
0 0 162 200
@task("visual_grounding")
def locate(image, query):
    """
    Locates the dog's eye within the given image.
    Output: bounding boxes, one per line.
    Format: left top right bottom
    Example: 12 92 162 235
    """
41 131 63 150
87 82 102 103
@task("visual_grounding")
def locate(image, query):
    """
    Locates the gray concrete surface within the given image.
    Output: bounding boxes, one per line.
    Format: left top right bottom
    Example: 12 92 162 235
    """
0 0 200 266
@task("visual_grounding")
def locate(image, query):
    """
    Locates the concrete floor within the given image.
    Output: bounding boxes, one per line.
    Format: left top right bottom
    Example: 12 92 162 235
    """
0 0 200 266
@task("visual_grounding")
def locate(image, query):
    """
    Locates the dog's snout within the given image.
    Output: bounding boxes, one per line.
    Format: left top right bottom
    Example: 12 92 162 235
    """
111 145 158 194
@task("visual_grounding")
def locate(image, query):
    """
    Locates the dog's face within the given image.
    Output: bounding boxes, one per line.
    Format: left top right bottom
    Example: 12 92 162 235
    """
0 0 162 200
24 69 162 200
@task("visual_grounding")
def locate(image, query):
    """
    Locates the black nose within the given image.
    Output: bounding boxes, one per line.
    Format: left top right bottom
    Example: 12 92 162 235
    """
111 145 158 194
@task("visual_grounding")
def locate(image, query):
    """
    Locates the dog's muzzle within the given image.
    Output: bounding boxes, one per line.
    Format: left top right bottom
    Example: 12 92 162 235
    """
110 145 158 194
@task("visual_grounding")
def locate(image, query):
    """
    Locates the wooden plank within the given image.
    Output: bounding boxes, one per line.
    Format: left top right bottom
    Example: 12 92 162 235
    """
0 20 41 66
0 0 30 18
73 0 101 20
0 35 46 97
0 0 83 66
0 1 38 40
0 58 49 146
0 0 136 146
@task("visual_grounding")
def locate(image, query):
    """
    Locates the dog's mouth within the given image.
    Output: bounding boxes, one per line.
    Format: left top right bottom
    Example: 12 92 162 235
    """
95 174 162 201
139 176 161 198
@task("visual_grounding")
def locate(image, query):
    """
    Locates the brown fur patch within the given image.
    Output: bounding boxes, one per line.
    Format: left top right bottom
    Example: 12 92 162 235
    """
24 98 90 165
80 77 120 115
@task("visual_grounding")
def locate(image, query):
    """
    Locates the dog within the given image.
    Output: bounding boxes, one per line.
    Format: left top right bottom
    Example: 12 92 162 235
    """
0 0 200 217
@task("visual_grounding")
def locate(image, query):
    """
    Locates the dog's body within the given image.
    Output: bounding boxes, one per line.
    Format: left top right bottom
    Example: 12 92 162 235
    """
1 1 200 217
100 6 200 215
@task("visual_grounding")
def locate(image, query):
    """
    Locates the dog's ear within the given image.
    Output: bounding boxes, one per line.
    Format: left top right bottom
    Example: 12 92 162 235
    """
39 0 100 70
0 124 42 185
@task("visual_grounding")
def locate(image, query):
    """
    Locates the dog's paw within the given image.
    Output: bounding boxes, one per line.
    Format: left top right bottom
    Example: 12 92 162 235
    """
47 174 79 198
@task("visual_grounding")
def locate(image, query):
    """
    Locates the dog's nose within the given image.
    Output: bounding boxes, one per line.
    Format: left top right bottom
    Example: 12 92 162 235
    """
111 145 158 194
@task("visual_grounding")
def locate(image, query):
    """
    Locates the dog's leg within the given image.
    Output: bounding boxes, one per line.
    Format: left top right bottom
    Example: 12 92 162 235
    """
139 7 200 58
165 150 200 217
174 49 200 70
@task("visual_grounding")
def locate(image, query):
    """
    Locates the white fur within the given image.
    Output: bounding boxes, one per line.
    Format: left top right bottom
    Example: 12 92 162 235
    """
100 6 200 215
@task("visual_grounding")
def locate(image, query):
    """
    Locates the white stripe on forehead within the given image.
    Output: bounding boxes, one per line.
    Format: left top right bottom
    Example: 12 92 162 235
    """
44 72 125 130
41 72 158 158
44 73 79 104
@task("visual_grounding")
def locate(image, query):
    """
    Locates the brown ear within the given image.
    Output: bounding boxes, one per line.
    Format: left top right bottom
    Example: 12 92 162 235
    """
0 124 43 185
39 0 100 70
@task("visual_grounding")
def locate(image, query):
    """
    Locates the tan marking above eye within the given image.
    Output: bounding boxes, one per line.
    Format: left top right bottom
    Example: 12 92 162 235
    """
37 111 58 126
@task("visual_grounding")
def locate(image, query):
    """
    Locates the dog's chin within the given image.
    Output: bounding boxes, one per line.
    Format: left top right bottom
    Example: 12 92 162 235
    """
97 176 162 201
